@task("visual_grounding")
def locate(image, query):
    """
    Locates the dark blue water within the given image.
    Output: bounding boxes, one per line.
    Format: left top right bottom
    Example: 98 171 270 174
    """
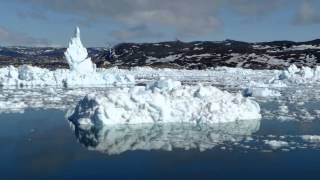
1 109 320 180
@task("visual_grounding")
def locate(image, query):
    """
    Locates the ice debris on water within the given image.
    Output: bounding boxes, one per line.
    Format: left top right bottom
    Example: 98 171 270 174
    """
243 87 281 97
301 135 320 143
264 140 289 149
276 64 320 83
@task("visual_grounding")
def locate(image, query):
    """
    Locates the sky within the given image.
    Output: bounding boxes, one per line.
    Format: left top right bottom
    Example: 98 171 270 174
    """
0 0 320 47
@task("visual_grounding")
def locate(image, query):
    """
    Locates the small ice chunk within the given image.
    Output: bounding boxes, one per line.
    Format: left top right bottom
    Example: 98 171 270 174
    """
264 140 289 149
301 135 320 143
147 78 181 91
243 87 281 97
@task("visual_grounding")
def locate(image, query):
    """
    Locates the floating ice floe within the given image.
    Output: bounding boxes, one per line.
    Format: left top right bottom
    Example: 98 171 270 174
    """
130 64 320 86
68 79 261 127
0 87 121 113
0 27 135 87
275 64 320 83
0 65 135 87
264 140 289 149
243 87 281 97
301 135 320 143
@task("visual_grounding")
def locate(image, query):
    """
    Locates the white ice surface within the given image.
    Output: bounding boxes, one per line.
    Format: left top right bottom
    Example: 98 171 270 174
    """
276 64 320 83
1 83 319 123
301 135 320 143
0 65 135 87
1 64 320 122
68 79 261 126
64 27 96 73
264 140 289 149
0 62 319 87
243 87 281 97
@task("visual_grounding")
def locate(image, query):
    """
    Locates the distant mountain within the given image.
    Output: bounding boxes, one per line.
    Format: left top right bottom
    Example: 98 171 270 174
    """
1 39 320 70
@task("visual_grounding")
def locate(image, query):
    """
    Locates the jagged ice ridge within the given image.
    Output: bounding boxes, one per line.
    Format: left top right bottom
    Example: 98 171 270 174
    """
68 79 261 127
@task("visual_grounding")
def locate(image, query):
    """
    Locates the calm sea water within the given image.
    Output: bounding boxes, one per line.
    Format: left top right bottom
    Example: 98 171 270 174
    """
1 108 320 180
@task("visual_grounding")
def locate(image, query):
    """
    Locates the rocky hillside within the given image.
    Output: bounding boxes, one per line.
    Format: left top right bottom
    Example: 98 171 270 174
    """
1 39 320 70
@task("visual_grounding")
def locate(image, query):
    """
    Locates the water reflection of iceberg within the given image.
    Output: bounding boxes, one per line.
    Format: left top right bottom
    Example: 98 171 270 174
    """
69 119 261 155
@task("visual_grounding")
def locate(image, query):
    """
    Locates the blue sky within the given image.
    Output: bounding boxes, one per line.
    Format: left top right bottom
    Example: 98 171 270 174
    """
0 0 320 47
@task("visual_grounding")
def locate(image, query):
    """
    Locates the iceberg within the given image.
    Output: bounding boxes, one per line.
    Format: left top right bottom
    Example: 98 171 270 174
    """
0 27 135 87
64 27 96 73
68 79 261 126
277 64 320 83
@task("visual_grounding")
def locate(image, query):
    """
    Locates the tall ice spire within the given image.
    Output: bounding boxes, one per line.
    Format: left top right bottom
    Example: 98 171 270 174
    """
64 26 96 73
75 26 80 39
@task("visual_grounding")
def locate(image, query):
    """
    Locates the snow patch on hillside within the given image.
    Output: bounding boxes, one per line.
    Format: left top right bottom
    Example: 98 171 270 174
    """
286 45 320 51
